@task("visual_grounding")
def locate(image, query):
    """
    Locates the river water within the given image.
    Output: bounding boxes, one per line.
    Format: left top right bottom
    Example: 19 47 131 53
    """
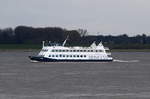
0 51 150 99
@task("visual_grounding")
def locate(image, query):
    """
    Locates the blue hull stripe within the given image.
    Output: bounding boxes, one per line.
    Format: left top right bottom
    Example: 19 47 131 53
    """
29 56 113 62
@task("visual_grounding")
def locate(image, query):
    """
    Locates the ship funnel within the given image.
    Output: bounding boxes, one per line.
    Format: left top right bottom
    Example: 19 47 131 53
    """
98 42 103 46
97 42 105 50
90 41 97 48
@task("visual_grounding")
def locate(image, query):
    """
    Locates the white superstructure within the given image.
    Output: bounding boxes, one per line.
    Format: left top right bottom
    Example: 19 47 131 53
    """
29 41 113 62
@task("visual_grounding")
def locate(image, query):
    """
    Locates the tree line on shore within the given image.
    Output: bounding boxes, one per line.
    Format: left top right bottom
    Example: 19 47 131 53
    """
0 26 150 49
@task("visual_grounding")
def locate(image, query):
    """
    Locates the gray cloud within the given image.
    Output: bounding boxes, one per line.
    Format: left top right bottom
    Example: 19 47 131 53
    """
0 0 150 35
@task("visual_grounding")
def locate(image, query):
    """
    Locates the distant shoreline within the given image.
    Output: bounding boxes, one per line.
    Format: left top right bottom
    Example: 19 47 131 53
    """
0 48 150 52
0 44 150 52
111 49 150 52
0 49 150 52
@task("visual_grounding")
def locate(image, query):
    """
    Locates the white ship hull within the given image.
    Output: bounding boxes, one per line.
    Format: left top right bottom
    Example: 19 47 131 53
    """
29 56 113 62
29 41 113 62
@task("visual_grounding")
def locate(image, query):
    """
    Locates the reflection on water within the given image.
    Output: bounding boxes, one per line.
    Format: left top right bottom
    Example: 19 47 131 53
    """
0 51 150 99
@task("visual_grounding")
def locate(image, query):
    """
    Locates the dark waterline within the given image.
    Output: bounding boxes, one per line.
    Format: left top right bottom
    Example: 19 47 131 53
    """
0 51 150 99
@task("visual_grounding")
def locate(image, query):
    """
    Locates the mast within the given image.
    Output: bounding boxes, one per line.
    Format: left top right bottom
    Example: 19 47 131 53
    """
42 41 45 48
62 36 69 46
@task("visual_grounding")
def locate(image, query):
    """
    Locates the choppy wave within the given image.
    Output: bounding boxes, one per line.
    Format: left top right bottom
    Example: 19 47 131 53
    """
113 59 139 63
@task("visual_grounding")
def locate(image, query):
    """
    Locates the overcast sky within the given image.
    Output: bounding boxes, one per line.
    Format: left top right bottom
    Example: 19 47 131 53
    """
0 0 150 36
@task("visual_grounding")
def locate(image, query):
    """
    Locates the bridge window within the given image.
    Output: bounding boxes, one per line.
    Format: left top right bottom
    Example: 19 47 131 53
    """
42 49 48 52
99 50 102 52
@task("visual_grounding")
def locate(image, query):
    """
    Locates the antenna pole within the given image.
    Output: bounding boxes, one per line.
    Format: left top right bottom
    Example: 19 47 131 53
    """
42 41 45 48
62 36 69 46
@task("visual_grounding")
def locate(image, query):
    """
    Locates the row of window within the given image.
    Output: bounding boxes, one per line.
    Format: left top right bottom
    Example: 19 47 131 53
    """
49 54 86 58
41 49 48 52
51 49 103 52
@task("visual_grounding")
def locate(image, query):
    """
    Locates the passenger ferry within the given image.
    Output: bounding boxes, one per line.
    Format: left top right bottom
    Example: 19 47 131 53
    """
29 40 113 62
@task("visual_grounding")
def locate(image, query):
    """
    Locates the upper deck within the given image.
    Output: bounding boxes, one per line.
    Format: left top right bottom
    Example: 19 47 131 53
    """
41 41 108 51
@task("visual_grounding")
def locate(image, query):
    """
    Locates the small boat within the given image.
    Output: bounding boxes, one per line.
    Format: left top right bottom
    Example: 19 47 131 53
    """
29 39 113 62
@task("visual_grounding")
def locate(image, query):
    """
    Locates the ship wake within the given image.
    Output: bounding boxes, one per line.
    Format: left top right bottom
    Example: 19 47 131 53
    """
113 59 139 63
